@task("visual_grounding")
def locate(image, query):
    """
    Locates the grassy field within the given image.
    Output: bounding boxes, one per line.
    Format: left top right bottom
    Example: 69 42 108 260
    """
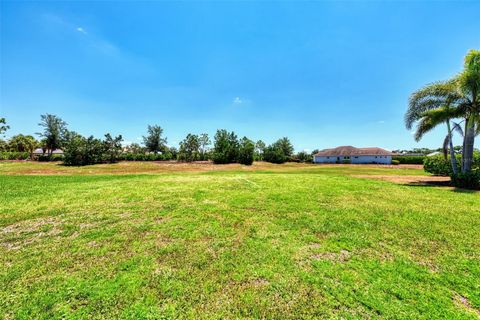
1 161 479 319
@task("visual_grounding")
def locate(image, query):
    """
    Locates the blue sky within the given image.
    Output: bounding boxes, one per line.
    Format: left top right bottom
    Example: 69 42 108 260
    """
1 1 479 151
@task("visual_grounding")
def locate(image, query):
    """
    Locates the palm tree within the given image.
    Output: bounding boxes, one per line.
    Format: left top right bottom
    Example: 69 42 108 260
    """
406 49 480 174
407 104 462 174
458 50 480 172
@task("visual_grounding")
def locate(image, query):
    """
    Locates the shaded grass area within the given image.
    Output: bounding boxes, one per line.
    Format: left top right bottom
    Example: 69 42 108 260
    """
1 163 479 319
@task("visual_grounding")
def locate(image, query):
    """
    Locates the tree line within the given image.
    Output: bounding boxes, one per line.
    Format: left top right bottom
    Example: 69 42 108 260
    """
0 115 316 166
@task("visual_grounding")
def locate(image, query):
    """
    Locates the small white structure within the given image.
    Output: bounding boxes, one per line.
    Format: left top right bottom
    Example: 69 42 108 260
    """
32 148 64 155
313 146 392 164
426 151 442 157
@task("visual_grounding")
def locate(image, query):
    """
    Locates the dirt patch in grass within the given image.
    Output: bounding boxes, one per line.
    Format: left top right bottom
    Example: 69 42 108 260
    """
1 160 425 176
353 174 451 186
311 249 352 263
453 292 480 317
0 216 63 250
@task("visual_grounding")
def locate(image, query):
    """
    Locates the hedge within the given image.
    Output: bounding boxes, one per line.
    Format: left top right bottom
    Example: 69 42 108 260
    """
0 152 30 160
37 154 65 162
118 153 175 161
392 155 425 164
451 170 480 190
423 153 480 176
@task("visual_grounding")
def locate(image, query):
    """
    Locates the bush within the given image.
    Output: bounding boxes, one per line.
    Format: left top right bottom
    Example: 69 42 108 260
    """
423 155 454 176
212 130 239 164
341 159 351 164
37 154 64 162
391 159 400 165
0 152 30 160
392 155 425 164
294 151 312 163
451 170 480 190
63 133 123 166
423 153 480 176
263 145 287 164
118 153 173 161
238 137 254 165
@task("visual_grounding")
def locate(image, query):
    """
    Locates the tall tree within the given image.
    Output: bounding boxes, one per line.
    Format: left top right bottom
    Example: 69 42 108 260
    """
198 133 211 160
0 118 9 136
143 125 167 154
255 140 266 161
238 137 255 165
459 50 480 172
124 143 145 154
8 134 38 159
275 137 294 159
212 129 239 164
37 114 67 155
103 133 123 163
178 134 200 162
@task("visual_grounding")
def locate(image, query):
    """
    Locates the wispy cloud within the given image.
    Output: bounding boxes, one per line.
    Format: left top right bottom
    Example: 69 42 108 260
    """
76 27 87 34
233 97 243 104
41 13 120 57
378 120 385 124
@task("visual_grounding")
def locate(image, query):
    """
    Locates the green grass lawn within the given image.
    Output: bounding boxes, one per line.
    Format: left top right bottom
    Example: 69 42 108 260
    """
1 162 479 319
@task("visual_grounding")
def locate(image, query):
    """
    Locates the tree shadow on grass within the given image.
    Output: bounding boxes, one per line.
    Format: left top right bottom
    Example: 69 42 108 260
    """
405 180 479 193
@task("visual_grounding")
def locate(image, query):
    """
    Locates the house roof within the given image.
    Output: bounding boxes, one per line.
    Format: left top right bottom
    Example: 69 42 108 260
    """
314 146 392 157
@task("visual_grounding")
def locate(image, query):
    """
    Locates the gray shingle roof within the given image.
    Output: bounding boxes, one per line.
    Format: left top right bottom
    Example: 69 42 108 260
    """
314 146 392 157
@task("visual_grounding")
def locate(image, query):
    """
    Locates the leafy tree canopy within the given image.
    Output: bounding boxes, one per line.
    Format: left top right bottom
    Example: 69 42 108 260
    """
37 114 68 155
143 125 167 154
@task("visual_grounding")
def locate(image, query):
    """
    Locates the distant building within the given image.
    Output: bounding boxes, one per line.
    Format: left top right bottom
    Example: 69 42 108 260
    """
32 148 64 155
313 146 392 164
426 151 442 157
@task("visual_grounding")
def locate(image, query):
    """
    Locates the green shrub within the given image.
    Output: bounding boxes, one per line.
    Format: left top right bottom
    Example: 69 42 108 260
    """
451 170 480 190
238 137 255 165
63 133 123 166
423 155 453 176
392 156 425 164
212 130 239 164
391 159 400 165
0 152 30 160
37 154 64 162
423 153 480 176
263 145 287 164
118 153 173 161
341 159 351 164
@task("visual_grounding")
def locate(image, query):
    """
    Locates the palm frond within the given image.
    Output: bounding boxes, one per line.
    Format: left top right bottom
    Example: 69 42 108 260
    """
451 121 464 137
405 79 463 129
414 117 438 142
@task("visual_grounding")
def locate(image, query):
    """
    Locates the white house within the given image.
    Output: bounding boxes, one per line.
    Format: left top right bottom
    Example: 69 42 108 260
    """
32 148 64 155
313 146 392 164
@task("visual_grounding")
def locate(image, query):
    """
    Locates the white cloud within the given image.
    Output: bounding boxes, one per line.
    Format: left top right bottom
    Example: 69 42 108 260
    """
76 27 87 34
378 120 385 124
233 97 242 104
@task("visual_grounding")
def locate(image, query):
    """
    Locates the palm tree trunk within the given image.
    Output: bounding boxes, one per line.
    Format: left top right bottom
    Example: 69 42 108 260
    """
446 121 458 175
462 117 476 173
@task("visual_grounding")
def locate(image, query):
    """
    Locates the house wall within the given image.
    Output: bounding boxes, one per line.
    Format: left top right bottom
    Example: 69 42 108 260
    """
351 155 391 164
313 155 392 164
313 156 347 163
